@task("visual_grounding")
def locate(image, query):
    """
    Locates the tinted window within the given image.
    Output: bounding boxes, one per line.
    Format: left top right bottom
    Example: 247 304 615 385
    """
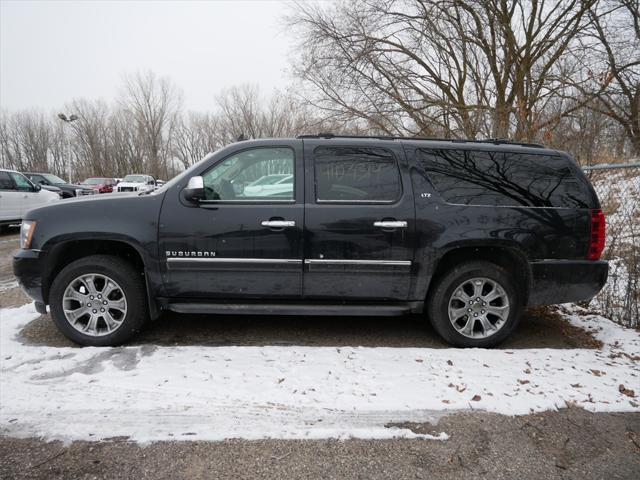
0 172 15 190
314 146 401 202
28 174 46 185
416 149 589 208
202 147 294 201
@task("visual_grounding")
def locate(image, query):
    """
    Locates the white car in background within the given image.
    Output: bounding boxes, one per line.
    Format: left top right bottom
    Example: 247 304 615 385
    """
243 174 293 197
0 168 59 230
115 174 156 193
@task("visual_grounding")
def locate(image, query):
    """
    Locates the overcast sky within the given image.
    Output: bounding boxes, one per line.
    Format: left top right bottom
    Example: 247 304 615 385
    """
0 0 295 112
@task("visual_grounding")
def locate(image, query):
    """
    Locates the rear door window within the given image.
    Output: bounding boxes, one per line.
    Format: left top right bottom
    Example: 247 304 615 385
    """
314 146 401 202
0 172 15 190
416 149 589 208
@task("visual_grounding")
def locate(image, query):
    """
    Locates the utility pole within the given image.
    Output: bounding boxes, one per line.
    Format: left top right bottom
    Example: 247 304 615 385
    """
57 113 78 183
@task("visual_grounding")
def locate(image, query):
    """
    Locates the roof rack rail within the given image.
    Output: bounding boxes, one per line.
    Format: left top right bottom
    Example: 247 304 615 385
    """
296 133 545 149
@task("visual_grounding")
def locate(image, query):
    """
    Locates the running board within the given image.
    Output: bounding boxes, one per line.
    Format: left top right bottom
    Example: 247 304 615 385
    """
165 302 421 316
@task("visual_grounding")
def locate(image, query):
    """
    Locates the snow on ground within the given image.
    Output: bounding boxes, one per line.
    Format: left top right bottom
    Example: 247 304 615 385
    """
1 303 638 444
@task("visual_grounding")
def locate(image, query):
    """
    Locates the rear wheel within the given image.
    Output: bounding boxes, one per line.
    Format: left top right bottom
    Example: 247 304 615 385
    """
49 255 148 346
427 261 522 347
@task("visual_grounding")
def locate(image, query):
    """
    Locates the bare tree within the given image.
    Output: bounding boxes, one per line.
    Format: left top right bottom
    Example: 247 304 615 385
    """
173 112 224 168
215 85 312 141
66 99 112 179
120 71 183 178
288 0 599 141
0 110 55 172
583 0 640 155
107 108 146 176
0 111 21 169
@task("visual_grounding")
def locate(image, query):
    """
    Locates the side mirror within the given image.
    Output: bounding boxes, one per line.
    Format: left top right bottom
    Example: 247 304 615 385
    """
183 176 205 203
33 184 41 192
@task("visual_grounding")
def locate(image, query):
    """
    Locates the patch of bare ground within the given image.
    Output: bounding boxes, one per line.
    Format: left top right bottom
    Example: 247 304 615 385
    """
521 306 604 349
17 306 606 350
0 287 30 309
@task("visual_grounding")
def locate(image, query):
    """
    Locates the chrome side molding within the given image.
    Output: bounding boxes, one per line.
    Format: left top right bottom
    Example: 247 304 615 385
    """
304 259 411 266
167 258 302 264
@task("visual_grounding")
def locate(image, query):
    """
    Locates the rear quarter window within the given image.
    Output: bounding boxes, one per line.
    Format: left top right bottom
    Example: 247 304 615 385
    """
416 149 590 208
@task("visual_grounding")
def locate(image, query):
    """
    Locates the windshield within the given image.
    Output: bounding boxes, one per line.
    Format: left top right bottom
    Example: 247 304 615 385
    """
122 175 146 183
42 173 66 184
83 178 108 184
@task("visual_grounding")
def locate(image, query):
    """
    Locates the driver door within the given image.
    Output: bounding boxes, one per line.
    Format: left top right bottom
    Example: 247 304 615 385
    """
159 142 304 299
9 172 39 216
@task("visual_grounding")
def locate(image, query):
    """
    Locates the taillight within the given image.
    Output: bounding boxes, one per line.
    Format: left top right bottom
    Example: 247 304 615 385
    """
588 209 606 260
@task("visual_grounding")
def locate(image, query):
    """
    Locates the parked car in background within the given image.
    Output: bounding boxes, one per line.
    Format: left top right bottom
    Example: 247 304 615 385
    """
34 183 64 198
24 172 97 198
0 168 59 230
116 174 156 193
80 177 117 194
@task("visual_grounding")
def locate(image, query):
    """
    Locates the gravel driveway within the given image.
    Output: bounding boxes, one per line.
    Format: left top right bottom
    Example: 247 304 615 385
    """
1 409 639 480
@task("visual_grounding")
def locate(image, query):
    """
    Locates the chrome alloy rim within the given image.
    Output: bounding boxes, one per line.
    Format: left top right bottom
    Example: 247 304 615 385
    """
447 277 510 339
62 273 127 336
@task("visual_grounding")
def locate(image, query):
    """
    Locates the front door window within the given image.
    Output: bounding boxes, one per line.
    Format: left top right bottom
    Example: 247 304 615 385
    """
10 172 33 192
202 147 294 202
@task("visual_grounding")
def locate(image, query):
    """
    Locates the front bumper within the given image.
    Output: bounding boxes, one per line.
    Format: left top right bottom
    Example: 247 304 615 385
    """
12 249 46 305
527 260 608 306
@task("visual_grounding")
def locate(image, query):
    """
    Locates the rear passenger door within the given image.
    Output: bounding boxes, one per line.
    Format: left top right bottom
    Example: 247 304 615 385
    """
302 140 414 301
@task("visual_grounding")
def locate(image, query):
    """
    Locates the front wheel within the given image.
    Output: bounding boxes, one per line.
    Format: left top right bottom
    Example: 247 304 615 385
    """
49 255 148 346
427 261 522 348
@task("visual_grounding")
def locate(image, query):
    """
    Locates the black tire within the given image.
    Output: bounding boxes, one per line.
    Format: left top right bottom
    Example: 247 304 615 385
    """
49 254 148 346
426 261 523 348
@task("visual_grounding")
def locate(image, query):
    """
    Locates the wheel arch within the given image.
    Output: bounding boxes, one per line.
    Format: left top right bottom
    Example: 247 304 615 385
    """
426 243 532 306
42 234 161 319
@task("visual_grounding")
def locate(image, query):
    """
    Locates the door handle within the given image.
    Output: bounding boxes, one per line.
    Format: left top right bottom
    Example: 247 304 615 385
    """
374 220 408 229
261 220 296 228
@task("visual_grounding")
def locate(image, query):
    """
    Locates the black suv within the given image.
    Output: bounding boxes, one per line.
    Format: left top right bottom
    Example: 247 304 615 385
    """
13 136 608 347
24 172 97 198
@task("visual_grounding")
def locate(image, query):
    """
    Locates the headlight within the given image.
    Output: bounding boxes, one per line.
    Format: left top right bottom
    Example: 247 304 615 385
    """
20 221 37 249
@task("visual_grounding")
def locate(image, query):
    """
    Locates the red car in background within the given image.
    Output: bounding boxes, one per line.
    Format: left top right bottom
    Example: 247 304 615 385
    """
80 177 117 194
